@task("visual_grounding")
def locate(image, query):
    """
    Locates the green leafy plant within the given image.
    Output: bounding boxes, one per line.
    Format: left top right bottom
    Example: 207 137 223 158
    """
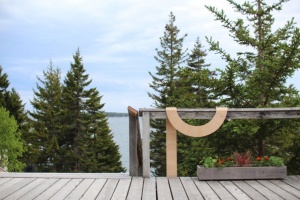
201 151 284 168
202 157 217 168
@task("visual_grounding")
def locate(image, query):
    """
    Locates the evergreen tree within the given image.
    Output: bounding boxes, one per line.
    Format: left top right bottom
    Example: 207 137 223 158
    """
0 66 28 125
175 38 217 176
29 61 63 171
0 66 9 107
187 37 215 106
176 37 215 108
148 12 188 176
61 49 124 172
205 0 300 172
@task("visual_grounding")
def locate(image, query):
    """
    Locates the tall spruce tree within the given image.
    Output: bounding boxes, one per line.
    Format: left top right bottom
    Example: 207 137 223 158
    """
148 12 188 176
61 49 124 172
177 37 215 108
205 0 300 171
29 61 63 171
0 66 9 107
174 38 217 176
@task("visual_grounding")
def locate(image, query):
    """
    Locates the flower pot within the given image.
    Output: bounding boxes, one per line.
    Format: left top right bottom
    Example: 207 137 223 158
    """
197 165 287 180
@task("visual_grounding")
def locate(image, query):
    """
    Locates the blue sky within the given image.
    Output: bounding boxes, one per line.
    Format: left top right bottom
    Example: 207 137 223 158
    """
1 0 300 112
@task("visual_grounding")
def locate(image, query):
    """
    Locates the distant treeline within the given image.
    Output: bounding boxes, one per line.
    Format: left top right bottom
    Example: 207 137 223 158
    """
105 112 128 117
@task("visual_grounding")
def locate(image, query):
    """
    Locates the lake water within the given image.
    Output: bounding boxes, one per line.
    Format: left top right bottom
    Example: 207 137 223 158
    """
108 117 129 172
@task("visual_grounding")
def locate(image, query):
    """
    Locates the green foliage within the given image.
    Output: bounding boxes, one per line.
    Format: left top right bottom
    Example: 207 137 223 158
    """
29 61 63 172
268 156 285 167
201 152 284 168
0 66 29 171
28 51 125 173
202 157 217 168
0 107 25 171
255 156 284 167
148 12 188 176
60 49 125 172
205 0 300 174
149 12 216 176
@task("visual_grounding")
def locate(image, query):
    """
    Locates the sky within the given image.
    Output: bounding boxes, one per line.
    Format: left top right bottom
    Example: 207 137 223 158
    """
1 0 300 112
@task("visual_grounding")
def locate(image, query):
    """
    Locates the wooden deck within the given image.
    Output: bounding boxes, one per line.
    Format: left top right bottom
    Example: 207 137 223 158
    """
0 173 300 199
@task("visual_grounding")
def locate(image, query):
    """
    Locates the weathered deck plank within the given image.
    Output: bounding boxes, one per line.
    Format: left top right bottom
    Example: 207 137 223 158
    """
270 180 300 198
0 178 24 193
283 176 300 190
156 177 173 199
258 180 299 200
0 178 35 199
245 180 283 200
142 177 156 200
111 178 131 200
34 178 71 200
126 177 144 200
0 174 300 199
180 177 204 200
220 181 251 200
168 177 188 200
65 179 95 200
192 177 220 200
80 179 106 200
96 178 119 200
232 180 268 200
207 181 236 200
4 178 46 200
18 178 59 200
0 178 12 186
49 178 82 200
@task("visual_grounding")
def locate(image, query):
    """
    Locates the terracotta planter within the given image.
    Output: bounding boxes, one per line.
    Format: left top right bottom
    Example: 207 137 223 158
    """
197 165 287 180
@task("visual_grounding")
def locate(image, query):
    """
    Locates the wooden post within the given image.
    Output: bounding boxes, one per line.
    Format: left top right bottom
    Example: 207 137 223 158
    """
128 106 138 176
128 106 143 176
142 111 150 177
166 118 177 177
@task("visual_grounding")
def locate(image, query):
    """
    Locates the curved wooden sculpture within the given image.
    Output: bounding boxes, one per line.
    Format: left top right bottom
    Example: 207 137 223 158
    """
166 107 228 137
165 107 228 177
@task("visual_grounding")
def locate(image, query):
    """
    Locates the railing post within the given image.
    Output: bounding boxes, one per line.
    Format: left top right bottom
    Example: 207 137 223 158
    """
166 118 177 177
142 111 150 177
128 106 143 176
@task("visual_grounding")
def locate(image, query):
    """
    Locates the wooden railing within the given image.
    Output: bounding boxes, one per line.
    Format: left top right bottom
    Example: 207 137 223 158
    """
138 107 300 177
128 106 143 176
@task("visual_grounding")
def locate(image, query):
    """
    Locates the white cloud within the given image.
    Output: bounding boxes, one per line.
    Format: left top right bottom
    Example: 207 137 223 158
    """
1 0 300 112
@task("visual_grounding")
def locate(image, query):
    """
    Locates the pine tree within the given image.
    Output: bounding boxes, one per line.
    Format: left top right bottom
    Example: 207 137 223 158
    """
187 37 215 106
174 38 217 176
148 12 188 176
205 0 300 167
61 49 124 172
0 66 9 107
29 61 63 171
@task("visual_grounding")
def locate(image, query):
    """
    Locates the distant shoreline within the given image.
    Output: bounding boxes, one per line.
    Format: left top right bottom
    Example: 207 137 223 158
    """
105 112 128 117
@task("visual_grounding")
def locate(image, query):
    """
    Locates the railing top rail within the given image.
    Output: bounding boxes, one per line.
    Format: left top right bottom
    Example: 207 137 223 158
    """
139 107 300 119
128 106 138 117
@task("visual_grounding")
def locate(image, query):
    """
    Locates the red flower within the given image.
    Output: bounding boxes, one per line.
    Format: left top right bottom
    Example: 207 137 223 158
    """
256 156 261 161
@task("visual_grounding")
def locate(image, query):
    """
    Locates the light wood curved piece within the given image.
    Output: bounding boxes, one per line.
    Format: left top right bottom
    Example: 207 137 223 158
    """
166 107 228 137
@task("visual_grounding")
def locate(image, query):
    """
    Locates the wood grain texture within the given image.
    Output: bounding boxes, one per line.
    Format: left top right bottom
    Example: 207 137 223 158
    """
197 166 287 180
139 107 300 119
1 175 300 199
